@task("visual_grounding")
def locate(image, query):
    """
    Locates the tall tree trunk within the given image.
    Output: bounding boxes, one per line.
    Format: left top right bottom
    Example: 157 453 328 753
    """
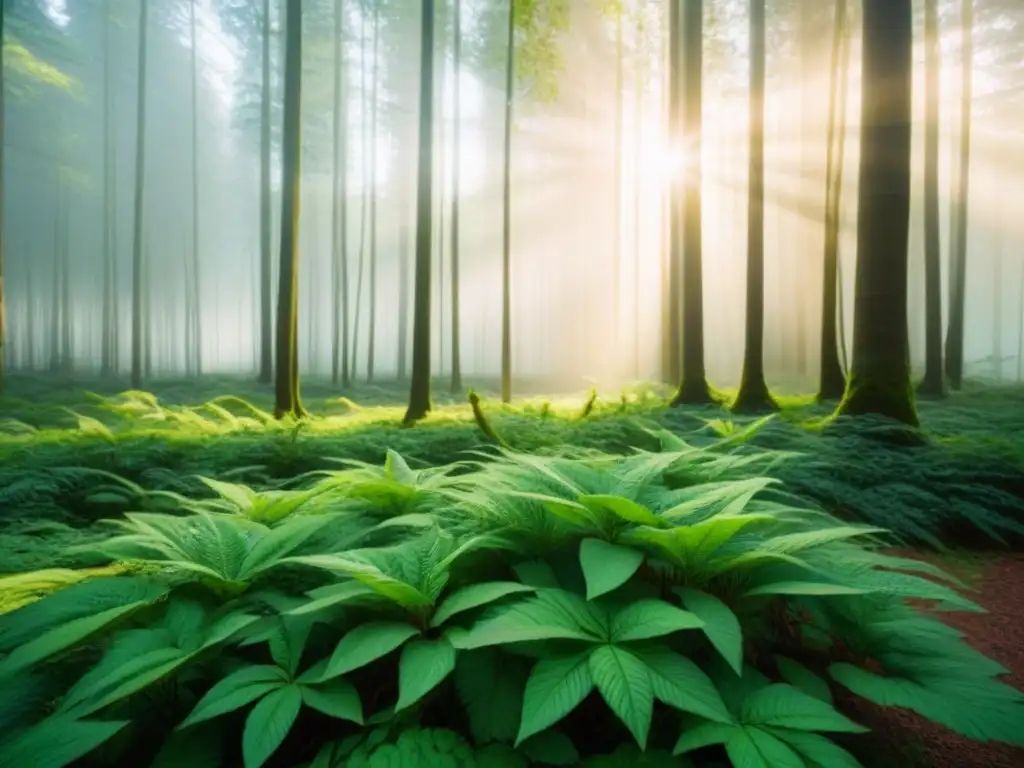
49 180 60 373
918 0 944 396
25 259 34 370
366 1 379 382
817 0 848 400
330 0 350 387
397 186 410 379
733 0 774 413
500 0 515 404
60 198 71 371
403 0 436 424
274 0 306 419
100 0 114 377
835 0 917 426
665 0 681 385
130 0 149 390
671 0 711 405
143 238 151 378
611 4 623 345
258 0 274 383
189 0 202 376
350 11 368 379
944 0 972 390
449 0 462 393
632 2 645 380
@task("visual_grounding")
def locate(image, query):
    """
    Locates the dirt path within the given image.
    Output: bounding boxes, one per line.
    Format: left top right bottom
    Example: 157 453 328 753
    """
843 552 1024 767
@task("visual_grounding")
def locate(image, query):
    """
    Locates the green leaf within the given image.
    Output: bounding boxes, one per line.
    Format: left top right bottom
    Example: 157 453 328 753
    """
774 656 832 704
739 684 867 733
455 591 604 650
577 495 667 528
242 684 302 768
635 648 733 724
396 638 457 711
517 653 594 745
518 729 580 765
588 645 654 749
198 477 256 512
300 680 363 724
0 601 154 677
672 719 736 754
0 716 129 768
454 649 527 744
288 581 379 617
725 726 805 768
179 665 289 729
744 581 867 598
320 622 420 681
676 589 743 675
578 539 644 600
430 582 536 628
385 450 417 485
513 561 561 588
610 599 703 642
65 647 193 717
765 728 865 768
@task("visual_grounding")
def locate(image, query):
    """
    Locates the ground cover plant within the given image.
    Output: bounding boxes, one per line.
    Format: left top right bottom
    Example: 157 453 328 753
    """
1 382 1024 767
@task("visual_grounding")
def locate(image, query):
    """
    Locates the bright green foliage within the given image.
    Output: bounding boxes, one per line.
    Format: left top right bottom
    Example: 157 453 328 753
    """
0 433 1022 766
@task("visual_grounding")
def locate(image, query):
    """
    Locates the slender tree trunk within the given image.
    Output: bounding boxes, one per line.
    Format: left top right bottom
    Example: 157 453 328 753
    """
189 0 202 376
100 0 114 377
350 12 368 379
397 185 410 379
671 0 711 405
49 180 60 372
25 260 34 370
733 0 774 413
258 0 274 383
274 0 306 419
944 0 972 390
500 0 515 404
130 0 149 389
450 0 463 393
403 0 436 424
60 191 71 371
992 205 1003 380
367 1 380 382
817 0 848 400
835 0 917 426
143 238 151 378
918 0 944 396
632 2 645 380
665 0 681 385
330 0 350 387
182 232 192 374
611 4 623 346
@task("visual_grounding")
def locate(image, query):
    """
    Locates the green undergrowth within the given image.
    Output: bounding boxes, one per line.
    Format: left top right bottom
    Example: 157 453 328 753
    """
1 444 1022 768
1 377 1023 564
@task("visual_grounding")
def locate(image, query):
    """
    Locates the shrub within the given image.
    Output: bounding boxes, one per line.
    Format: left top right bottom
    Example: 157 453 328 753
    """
0 446 1021 767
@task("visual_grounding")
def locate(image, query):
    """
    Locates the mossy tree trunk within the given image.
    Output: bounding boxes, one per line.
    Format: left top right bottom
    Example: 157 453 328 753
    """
130 0 150 390
500 0 515 405
403 0 436 424
274 0 306 420
258 0 274 384
944 0 972 390
817 0 849 401
918 0 945 397
450 0 463 394
671 0 712 406
733 0 775 414
835 0 917 427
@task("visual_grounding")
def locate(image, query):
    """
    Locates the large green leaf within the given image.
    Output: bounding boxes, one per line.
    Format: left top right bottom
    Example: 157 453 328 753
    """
577 495 667 528
588 645 654 748
765 728 864 768
672 719 736 754
319 622 420 681
455 591 605 650
63 647 192 717
739 684 866 733
430 582 536 628
179 665 289 729
578 539 644 600
300 680 364 724
517 653 594 744
396 638 457 711
610 599 703 643
725 726 805 768
242 684 303 768
744 581 867 598
675 589 743 675
454 649 527 744
635 648 733 724
0 716 129 768
288 581 379 617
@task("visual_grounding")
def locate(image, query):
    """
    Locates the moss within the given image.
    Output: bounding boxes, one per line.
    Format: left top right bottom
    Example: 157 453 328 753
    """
836 371 919 428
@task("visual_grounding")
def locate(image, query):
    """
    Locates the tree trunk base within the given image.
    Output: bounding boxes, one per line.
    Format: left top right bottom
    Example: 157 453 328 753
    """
731 381 779 414
835 375 919 427
915 373 945 399
670 377 714 407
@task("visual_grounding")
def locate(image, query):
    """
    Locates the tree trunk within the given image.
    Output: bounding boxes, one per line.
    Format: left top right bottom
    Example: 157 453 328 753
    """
500 0 515 404
612 4 624 344
817 0 849 400
835 0 917 426
632 2 645 380
350 11 368 379
130 0 150 390
60 198 71 371
665 0 681 385
189 0 202 376
671 0 711 405
100 0 114 377
733 0 774 413
258 0 274 383
274 0 306 419
918 0 944 397
450 0 463 393
367 1 380 382
403 0 436 424
330 0 350 387
49 181 60 372
944 0 972 390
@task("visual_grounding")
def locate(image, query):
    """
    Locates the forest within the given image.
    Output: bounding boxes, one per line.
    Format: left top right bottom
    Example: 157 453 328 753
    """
0 0 1023 766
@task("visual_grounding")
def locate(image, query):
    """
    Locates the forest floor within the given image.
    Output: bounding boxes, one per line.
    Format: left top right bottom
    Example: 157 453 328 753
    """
0 373 1023 765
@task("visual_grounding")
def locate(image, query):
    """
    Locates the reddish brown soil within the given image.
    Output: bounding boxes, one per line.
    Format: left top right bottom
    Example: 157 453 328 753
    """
840 551 1024 768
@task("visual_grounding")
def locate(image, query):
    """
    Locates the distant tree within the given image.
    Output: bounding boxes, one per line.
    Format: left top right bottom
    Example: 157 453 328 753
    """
259 0 274 383
274 0 306 419
188 0 202 376
404 0 436 424
733 0 775 413
130 0 150 390
449 0 463 394
500 0 515 404
835 0 917 426
330 0 350 387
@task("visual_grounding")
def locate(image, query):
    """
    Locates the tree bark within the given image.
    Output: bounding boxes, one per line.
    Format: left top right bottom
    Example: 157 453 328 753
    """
450 0 463 393
500 0 515 404
130 0 150 389
189 0 202 376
